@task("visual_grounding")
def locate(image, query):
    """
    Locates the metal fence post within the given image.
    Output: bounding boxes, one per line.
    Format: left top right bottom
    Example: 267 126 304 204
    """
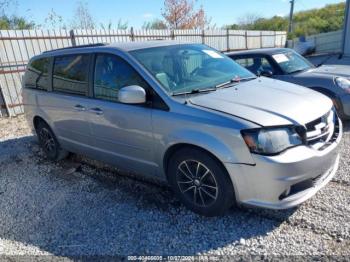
201 29 205 44
226 28 230 51
69 30 76 46
0 85 10 117
274 31 277 47
314 36 318 53
171 29 175 40
130 27 135 42
245 31 248 49
260 31 263 48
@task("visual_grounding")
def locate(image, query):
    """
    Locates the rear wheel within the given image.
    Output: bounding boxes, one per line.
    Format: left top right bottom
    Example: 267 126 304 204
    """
167 148 235 217
36 121 68 161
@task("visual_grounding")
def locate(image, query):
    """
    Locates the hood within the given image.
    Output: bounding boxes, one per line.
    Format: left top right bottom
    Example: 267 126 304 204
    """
305 65 350 78
189 77 332 127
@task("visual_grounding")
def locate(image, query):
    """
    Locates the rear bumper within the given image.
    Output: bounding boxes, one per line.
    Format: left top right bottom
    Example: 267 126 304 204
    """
225 118 342 210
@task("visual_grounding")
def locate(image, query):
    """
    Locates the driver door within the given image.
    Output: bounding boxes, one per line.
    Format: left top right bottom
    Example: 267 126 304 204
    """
88 53 156 176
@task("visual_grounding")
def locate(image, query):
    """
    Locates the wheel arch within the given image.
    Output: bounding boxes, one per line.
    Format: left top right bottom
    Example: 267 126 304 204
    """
309 86 343 114
33 115 48 130
163 143 228 175
309 86 337 97
163 143 237 188
163 143 238 205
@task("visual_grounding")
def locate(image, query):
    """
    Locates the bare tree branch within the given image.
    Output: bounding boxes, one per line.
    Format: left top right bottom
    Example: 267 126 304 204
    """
71 1 95 30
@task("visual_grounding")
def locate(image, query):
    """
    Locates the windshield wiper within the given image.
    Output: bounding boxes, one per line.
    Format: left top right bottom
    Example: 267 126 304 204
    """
215 76 257 89
172 76 257 96
172 88 216 96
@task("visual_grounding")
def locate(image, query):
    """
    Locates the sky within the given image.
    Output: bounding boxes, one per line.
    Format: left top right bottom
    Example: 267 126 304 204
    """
5 0 346 29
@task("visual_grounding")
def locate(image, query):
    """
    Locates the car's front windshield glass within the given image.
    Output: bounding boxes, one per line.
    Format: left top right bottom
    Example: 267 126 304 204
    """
272 51 314 74
130 44 255 95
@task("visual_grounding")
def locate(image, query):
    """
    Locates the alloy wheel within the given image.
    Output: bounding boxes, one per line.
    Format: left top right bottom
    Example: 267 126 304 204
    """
176 160 219 207
39 128 56 154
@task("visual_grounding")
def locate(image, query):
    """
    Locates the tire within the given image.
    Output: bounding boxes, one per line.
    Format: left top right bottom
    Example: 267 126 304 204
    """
35 121 68 161
167 147 235 217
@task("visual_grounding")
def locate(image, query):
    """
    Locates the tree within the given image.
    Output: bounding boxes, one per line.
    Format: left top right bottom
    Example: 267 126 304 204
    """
71 1 95 29
161 0 210 29
142 19 167 29
100 19 128 30
0 0 14 16
44 9 66 29
100 21 113 30
0 15 35 29
0 0 35 29
116 19 128 29
226 2 345 39
237 13 261 30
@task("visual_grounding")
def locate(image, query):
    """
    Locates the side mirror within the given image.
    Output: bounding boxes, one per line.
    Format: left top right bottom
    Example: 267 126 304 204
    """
119 85 146 104
259 70 273 77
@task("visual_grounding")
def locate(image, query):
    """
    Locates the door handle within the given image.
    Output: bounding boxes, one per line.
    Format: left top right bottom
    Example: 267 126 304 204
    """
89 107 104 115
74 104 86 111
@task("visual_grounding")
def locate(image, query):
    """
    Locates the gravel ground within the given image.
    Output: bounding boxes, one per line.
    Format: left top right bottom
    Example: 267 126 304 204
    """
0 116 349 259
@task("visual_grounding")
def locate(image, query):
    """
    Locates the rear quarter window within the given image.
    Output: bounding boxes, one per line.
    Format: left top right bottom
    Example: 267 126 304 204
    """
53 54 90 96
234 56 274 75
25 57 50 90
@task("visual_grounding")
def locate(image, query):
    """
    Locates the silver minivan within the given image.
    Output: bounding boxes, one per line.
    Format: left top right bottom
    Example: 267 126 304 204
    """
23 41 342 216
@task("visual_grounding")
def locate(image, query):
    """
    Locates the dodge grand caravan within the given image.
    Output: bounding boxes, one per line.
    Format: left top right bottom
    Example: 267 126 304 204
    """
23 41 342 216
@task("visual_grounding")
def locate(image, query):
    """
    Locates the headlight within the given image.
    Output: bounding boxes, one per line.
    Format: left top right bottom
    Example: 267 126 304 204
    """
241 127 303 155
335 77 350 93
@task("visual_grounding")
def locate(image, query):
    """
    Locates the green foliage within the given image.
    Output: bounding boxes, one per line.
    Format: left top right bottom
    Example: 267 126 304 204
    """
226 2 346 39
142 19 168 29
0 15 35 29
116 19 129 30
0 0 35 29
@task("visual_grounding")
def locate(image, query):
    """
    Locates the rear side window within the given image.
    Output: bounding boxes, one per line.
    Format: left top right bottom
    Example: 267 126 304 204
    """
53 54 90 96
94 54 148 102
235 58 255 68
25 57 50 90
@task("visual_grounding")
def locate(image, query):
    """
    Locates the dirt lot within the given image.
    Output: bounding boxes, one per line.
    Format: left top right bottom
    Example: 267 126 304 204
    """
0 116 349 259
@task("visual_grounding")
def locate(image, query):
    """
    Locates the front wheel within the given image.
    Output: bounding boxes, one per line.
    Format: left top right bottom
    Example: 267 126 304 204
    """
167 148 235 217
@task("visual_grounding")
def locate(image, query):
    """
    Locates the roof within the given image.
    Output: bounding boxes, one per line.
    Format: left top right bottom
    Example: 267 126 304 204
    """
31 40 198 61
108 40 189 51
41 40 191 57
226 48 292 57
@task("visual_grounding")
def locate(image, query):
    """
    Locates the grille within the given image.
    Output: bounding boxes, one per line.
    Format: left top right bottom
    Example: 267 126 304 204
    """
305 109 337 150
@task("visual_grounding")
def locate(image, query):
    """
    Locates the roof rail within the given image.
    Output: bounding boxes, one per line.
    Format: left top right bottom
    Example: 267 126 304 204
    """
43 43 106 53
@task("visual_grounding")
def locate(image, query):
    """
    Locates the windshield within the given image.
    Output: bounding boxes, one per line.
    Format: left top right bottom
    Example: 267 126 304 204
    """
130 44 255 95
272 51 314 74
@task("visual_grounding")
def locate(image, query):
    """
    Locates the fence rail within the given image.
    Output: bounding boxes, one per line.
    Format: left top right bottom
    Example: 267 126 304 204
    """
0 28 287 117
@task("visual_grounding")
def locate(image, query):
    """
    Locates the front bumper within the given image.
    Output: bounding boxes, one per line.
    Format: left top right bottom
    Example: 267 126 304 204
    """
339 93 350 118
225 118 343 210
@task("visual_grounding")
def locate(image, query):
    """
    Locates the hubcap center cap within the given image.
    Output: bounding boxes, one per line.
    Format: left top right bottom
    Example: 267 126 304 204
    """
194 179 200 187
